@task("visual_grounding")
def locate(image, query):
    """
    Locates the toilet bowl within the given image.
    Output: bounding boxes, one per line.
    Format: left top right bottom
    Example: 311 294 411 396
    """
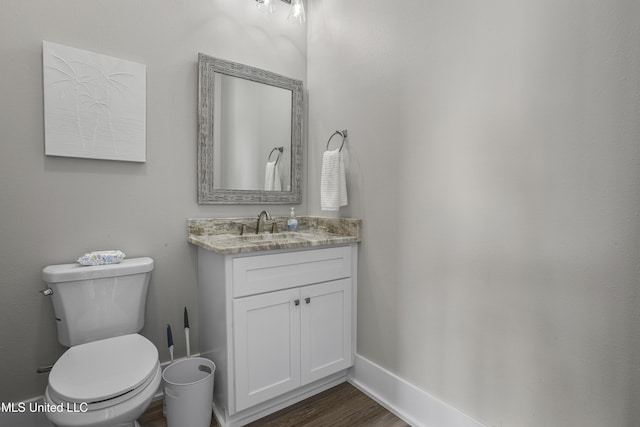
43 334 161 427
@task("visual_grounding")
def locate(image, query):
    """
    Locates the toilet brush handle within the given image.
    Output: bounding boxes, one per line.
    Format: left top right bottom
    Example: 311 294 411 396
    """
185 328 191 358
184 307 191 358
166 324 174 361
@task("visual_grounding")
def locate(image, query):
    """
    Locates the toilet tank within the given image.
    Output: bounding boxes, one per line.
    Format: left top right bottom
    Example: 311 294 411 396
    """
42 257 154 347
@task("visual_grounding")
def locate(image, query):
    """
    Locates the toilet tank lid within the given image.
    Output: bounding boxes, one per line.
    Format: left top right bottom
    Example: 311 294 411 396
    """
43 257 154 283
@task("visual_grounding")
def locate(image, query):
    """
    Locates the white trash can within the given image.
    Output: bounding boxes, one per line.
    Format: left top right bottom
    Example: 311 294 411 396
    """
162 357 215 427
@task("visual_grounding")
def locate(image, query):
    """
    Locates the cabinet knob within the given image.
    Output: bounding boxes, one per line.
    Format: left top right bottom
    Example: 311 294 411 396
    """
294 299 300 306
305 297 311 304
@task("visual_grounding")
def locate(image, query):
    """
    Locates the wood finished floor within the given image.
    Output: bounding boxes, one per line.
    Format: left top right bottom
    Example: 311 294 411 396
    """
138 382 409 427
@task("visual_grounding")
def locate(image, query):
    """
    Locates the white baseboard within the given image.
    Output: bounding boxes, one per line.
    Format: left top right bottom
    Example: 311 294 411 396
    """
348 354 485 427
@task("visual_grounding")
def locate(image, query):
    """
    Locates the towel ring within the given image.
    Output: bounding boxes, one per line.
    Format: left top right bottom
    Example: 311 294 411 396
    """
268 147 283 164
326 130 348 152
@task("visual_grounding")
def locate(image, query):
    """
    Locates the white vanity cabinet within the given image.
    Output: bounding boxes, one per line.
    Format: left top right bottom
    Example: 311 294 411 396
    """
197 244 357 427
233 278 352 411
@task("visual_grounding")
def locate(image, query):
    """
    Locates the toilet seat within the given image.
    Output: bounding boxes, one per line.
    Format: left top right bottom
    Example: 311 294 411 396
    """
48 334 159 410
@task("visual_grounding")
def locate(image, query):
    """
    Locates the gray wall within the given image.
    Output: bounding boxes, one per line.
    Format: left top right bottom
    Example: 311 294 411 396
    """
306 0 640 426
0 0 306 402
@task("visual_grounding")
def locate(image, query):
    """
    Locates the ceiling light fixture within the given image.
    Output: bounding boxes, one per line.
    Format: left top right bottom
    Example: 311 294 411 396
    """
256 0 306 24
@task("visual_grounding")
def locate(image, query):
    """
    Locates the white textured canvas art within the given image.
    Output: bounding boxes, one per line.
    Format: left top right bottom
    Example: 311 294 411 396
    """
43 41 147 162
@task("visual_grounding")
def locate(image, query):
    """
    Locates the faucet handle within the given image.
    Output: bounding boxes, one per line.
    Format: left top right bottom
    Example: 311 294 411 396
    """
271 222 278 234
239 224 248 235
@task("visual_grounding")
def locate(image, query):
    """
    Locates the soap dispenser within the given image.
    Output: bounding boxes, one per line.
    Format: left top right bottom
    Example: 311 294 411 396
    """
287 207 298 231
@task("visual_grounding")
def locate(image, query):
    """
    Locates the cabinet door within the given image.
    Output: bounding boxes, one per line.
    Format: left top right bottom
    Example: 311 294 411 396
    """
300 278 352 385
233 288 301 412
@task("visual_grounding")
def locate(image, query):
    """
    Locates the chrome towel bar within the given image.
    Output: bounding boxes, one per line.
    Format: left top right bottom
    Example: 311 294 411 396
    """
326 130 347 152
268 146 284 164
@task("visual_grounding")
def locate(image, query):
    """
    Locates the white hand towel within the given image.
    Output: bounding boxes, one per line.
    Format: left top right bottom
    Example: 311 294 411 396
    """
264 161 282 191
321 149 348 211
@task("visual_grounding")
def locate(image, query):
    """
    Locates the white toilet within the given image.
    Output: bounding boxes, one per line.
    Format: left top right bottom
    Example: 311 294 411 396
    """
41 257 161 427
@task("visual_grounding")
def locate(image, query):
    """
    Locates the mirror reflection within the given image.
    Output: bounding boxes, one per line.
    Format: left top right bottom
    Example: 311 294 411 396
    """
213 74 291 191
198 53 303 204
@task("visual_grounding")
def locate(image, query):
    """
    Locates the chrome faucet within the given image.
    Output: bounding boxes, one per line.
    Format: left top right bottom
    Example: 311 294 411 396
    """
255 210 272 234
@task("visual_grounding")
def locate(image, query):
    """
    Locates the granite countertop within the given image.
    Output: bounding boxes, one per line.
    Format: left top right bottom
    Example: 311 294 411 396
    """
188 216 361 255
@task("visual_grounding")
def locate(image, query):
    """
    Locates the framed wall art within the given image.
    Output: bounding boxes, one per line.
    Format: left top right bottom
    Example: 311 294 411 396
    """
42 41 147 162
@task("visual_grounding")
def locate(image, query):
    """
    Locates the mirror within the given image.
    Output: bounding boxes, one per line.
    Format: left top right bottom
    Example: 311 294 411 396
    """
198 53 303 204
